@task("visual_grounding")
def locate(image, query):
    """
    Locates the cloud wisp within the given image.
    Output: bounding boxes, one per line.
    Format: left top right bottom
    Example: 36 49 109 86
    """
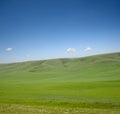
6 48 13 51
84 47 92 51
67 48 77 52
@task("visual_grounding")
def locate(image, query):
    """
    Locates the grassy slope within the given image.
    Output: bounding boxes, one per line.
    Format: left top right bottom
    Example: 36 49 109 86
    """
0 52 120 113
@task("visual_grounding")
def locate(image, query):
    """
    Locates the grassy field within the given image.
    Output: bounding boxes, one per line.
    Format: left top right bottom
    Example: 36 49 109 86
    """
0 52 120 113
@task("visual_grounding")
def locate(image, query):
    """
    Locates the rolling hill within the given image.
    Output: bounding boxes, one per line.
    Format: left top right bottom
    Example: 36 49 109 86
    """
0 52 120 72
0 52 120 113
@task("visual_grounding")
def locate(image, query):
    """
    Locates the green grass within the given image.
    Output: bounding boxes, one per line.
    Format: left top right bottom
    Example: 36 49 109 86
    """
0 52 120 113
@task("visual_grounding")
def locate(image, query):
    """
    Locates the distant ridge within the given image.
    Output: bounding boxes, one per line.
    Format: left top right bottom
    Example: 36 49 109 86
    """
0 52 120 72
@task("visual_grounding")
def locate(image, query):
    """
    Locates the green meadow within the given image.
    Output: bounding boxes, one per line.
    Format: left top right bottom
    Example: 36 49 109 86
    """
0 52 120 113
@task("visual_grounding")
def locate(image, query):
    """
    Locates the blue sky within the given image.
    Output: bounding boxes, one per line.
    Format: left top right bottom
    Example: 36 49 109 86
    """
0 0 120 63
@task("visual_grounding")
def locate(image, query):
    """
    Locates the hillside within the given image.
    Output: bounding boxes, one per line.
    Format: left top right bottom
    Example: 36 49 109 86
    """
0 52 120 113
0 52 120 73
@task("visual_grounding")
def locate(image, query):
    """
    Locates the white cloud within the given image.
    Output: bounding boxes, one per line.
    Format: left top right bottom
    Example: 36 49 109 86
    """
6 48 13 51
67 48 76 52
84 47 92 51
